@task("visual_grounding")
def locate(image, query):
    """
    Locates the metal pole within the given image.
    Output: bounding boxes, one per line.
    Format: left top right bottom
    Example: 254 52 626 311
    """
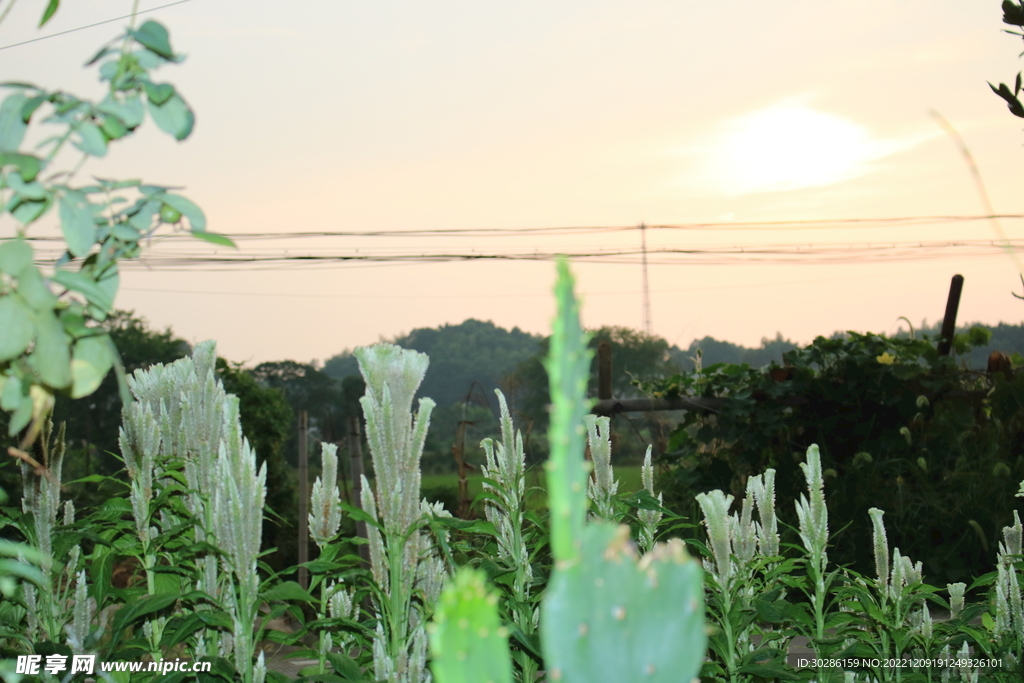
598 341 612 400
937 274 965 356
348 416 371 568
297 410 309 590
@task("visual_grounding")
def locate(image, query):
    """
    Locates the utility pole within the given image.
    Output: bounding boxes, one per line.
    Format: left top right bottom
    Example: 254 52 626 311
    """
641 222 652 335
297 410 309 590
348 416 371 568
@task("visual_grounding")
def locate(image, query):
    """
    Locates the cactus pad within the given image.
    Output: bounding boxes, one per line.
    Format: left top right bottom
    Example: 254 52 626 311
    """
541 522 706 683
428 567 514 683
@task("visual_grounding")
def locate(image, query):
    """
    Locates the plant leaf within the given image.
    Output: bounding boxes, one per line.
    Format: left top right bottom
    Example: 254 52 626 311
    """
39 0 60 27
31 308 72 389
73 122 107 157
57 192 96 257
51 269 114 312
261 581 316 604
143 81 175 106
161 193 206 231
0 238 33 275
0 152 42 182
148 93 195 141
70 333 113 398
0 295 35 361
0 93 28 152
132 20 174 60
191 231 235 247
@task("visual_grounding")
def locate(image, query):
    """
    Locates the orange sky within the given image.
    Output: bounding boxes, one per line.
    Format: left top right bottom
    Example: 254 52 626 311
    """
4 1 1024 365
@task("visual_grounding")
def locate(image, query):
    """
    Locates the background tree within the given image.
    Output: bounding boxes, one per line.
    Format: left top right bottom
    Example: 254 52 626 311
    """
217 359 295 572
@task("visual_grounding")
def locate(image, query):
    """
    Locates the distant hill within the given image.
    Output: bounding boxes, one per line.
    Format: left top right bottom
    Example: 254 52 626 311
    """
322 319 544 407
671 332 800 371
324 319 1024 400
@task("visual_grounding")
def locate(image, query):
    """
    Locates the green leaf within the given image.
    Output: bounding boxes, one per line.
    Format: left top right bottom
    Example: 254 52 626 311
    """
148 93 194 141
98 94 144 129
191 231 235 247
8 393 32 435
325 651 364 682
0 295 35 361
0 93 28 152
143 81 175 107
111 223 140 242
73 122 107 157
85 45 115 67
50 269 113 313
162 193 206 231
39 0 60 27
0 152 42 181
16 265 57 311
132 20 174 60
128 199 160 231
31 308 72 389
108 592 183 646
88 264 119 320
10 197 50 225
20 95 46 123
70 334 112 398
261 581 316 604
99 114 128 141
0 375 24 411
0 238 33 275
0 558 46 588
57 192 97 257
6 171 47 200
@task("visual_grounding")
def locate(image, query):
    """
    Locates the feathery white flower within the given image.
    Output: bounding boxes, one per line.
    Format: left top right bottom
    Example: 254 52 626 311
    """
795 444 829 568
637 446 663 554
309 442 343 548
747 469 779 558
583 414 618 520
696 489 735 587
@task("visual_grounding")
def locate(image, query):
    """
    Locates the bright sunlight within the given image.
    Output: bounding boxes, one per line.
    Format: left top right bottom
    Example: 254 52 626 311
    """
707 100 889 194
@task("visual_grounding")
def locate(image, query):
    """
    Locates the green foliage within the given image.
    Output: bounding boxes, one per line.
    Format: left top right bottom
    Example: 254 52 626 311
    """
992 0 1024 118
644 329 1024 586
0 11 233 443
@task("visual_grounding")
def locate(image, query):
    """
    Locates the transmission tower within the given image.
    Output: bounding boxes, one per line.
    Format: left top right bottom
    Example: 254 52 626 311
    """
641 222 651 335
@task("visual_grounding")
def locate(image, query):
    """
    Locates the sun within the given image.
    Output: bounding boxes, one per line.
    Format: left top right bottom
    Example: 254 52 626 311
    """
708 101 881 194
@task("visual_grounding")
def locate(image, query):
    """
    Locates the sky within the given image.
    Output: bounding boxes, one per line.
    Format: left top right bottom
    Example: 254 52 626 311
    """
3 0 1024 366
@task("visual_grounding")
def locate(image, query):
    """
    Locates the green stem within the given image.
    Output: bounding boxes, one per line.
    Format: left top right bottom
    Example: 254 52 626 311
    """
318 573 328 674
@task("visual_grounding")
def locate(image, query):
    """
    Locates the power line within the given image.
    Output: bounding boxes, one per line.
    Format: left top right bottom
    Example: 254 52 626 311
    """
21 214 1024 240
0 0 194 51
30 238 1024 272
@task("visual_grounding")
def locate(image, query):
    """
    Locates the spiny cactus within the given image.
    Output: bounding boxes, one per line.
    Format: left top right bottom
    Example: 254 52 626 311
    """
541 524 705 683
428 568 513 683
427 260 706 683
539 259 706 683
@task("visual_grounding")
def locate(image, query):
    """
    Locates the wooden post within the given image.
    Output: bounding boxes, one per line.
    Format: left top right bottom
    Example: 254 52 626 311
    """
937 274 965 357
598 341 612 400
297 410 309 591
348 416 371 568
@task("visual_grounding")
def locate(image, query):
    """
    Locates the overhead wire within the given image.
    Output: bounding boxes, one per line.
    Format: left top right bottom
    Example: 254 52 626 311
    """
0 0 195 51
